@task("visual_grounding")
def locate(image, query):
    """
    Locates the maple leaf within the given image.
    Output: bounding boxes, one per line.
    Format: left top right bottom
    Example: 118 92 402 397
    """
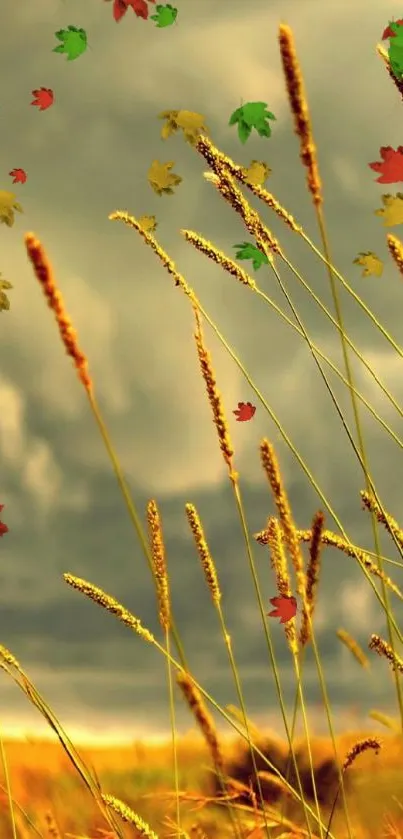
108 0 155 21
31 87 54 110
374 193 403 226
0 191 23 227
233 401 256 422
53 26 87 60
147 160 182 195
369 146 403 183
0 504 8 536
353 252 384 278
233 241 270 271
243 160 271 186
9 168 27 184
0 275 13 312
267 595 297 624
159 110 208 144
150 3 177 26
383 19 403 39
138 214 158 232
229 102 276 144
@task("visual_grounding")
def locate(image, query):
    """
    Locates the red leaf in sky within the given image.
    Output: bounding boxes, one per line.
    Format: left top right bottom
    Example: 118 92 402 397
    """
0 504 8 537
233 401 256 422
112 0 155 20
9 168 27 184
267 595 297 624
31 87 54 111
368 146 403 183
382 19 403 38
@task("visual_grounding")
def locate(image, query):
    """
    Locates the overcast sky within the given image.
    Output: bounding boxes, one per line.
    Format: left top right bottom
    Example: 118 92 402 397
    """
1 0 403 744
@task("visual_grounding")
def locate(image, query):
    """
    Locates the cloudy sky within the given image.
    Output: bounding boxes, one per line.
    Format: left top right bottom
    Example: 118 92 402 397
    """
1 0 403 744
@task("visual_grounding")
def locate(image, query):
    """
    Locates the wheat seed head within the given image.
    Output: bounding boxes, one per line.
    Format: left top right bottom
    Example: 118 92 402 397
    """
0 645 21 670
193 306 235 478
361 490 403 549
387 233 403 277
299 510 324 647
176 670 224 771
337 628 369 670
102 794 159 839
108 210 193 297
63 573 155 644
182 229 256 289
278 24 322 206
369 634 403 673
147 499 170 631
265 517 298 654
260 439 306 599
342 737 382 772
185 503 221 604
24 233 92 392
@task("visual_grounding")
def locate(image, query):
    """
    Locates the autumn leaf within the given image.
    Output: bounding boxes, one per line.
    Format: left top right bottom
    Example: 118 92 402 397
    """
0 191 23 227
229 101 276 144
31 87 54 110
353 252 384 277
159 109 208 144
107 0 156 21
374 193 403 226
382 19 403 39
243 160 271 186
138 214 158 232
369 146 403 183
53 26 88 60
9 168 27 184
233 401 256 422
0 275 13 312
0 504 8 536
147 160 182 195
267 595 297 625
233 241 270 270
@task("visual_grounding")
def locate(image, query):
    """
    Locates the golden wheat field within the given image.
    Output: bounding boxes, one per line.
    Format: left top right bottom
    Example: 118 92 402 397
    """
4 2 403 839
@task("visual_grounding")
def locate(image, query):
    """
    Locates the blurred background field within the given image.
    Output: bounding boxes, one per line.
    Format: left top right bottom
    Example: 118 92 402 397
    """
2 729 403 839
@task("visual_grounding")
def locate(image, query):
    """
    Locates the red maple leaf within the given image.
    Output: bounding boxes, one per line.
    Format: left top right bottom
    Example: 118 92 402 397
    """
111 0 155 21
31 87 54 111
382 19 403 38
368 146 403 183
9 168 27 184
267 595 297 624
0 504 8 537
233 401 256 422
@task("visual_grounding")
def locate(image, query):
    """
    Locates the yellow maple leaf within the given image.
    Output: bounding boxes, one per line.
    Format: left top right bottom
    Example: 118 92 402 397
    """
159 110 208 144
374 193 403 226
147 160 182 196
243 160 272 186
0 190 23 227
138 215 158 233
353 251 384 277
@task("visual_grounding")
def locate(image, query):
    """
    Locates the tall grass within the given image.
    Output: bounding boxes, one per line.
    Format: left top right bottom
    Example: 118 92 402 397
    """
2 18 403 839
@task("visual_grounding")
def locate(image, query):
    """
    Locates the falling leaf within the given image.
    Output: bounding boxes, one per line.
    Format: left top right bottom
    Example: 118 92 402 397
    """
138 214 158 232
374 193 403 226
233 401 256 422
353 252 384 277
106 0 156 21
0 276 13 312
9 168 27 184
53 25 88 60
368 146 403 183
243 160 271 186
233 241 270 271
267 595 297 624
0 191 23 227
229 101 276 144
150 3 177 26
159 109 208 144
31 87 54 110
147 160 182 195
0 504 8 535
382 19 403 39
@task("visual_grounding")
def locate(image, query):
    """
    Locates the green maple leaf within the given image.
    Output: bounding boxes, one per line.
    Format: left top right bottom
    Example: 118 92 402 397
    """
53 26 87 61
233 242 270 271
150 4 178 27
229 102 276 144
0 275 13 312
